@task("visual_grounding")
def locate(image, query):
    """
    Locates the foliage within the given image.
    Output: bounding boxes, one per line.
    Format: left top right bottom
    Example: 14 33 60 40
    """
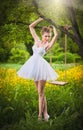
33 0 83 58
44 42 80 63
8 48 30 64
34 0 83 36
0 48 8 62
0 65 83 130
45 52 81 63
0 0 83 63
0 0 37 62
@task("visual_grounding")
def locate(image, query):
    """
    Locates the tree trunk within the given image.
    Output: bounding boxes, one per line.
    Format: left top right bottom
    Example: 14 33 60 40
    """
67 0 83 58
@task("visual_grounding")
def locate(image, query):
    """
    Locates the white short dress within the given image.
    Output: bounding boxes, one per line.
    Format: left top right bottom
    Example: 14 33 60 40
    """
17 42 58 81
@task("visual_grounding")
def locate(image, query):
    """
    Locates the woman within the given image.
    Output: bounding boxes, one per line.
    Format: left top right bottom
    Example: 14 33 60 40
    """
17 17 58 121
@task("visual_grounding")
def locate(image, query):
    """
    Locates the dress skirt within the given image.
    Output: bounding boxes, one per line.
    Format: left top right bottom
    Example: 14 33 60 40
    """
17 53 58 81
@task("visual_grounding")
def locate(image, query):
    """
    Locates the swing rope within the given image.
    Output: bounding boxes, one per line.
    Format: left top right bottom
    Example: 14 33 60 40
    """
49 33 68 86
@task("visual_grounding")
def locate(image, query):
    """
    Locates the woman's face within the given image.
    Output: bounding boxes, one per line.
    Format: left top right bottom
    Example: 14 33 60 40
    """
42 32 51 43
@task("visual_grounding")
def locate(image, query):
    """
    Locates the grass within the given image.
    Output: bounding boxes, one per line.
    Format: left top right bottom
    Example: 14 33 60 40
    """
0 63 22 70
52 63 77 70
0 62 77 71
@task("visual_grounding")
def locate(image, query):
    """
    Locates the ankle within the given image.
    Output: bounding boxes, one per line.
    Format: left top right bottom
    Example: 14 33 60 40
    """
44 113 48 117
38 115 42 121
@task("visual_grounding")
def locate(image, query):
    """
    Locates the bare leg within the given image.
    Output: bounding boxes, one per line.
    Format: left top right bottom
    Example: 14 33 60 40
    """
34 80 49 121
38 80 49 121
34 81 38 89
43 97 48 117
42 89 49 121
43 98 50 121
38 80 45 119
35 81 43 120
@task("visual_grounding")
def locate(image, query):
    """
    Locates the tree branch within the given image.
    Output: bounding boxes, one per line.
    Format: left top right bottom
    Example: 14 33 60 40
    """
32 0 78 42
67 0 83 44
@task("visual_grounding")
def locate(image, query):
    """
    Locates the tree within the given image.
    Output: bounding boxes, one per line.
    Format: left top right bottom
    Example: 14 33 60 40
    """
0 0 36 62
0 0 83 62
32 0 83 59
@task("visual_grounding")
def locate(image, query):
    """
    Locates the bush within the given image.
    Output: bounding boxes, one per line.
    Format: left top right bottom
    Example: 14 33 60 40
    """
0 48 8 62
44 52 81 63
8 48 30 64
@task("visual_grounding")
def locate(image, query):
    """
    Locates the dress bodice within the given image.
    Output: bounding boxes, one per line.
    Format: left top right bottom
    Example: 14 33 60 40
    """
32 44 46 57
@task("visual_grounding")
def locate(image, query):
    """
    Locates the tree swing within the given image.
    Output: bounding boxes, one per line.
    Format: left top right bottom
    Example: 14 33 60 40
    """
49 29 69 86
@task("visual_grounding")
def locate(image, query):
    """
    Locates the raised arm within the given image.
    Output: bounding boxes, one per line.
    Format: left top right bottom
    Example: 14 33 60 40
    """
29 17 43 43
46 26 58 51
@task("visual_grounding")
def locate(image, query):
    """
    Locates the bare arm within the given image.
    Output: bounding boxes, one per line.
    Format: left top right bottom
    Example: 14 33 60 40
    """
46 26 58 51
29 17 43 43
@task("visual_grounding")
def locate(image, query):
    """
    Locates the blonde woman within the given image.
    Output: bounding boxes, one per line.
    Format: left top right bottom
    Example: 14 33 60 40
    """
17 17 58 121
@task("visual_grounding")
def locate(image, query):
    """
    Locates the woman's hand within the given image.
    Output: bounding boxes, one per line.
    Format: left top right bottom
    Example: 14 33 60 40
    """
29 17 43 28
38 17 43 21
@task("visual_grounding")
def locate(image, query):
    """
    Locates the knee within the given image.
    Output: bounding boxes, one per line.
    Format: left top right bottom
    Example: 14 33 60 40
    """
38 83 44 97
38 91 44 97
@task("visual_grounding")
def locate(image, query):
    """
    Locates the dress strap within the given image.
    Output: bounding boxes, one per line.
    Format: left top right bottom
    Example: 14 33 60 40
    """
35 39 41 43
35 40 41 47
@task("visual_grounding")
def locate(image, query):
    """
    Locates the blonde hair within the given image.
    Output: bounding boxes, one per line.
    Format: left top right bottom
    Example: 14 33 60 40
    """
41 26 52 35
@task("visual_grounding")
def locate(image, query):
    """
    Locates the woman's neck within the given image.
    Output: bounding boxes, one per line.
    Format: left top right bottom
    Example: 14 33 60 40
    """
41 41 48 45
